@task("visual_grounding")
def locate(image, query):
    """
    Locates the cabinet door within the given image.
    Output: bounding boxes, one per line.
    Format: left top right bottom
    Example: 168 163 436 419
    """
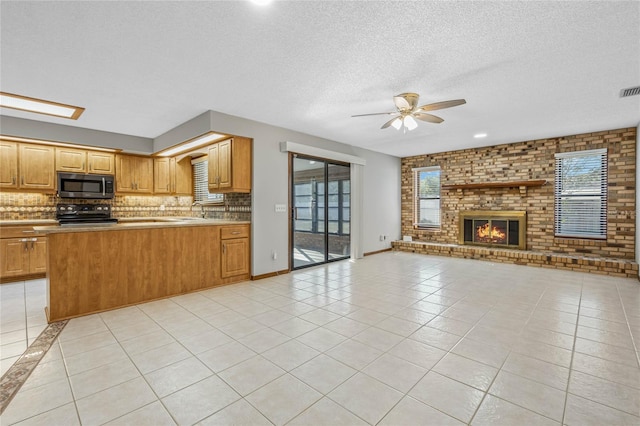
29 237 47 274
154 157 172 194
56 147 87 172
208 144 219 189
0 140 18 188
174 157 193 195
19 144 55 190
218 139 232 190
116 154 136 192
0 239 29 278
88 152 115 174
221 237 249 278
135 157 154 193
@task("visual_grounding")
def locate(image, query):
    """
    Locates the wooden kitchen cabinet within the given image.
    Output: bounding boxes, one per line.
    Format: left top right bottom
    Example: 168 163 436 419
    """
0 140 18 188
19 144 55 191
208 137 251 193
87 151 115 174
154 157 172 194
220 225 250 278
116 154 153 193
57 147 114 174
1 141 55 191
0 226 47 281
154 157 192 195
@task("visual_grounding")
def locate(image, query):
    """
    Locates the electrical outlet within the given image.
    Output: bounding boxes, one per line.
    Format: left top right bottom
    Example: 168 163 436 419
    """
274 204 287 213
379 235 384 241
272 250 277 260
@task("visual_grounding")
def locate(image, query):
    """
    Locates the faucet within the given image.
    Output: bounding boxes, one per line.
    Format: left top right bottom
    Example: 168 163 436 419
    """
191 201 206 218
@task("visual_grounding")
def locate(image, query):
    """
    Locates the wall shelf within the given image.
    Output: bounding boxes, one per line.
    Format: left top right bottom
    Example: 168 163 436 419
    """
442 179 547 190
441 179 547 196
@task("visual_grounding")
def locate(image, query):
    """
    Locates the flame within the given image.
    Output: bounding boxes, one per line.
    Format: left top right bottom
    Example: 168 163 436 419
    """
476 223 506 242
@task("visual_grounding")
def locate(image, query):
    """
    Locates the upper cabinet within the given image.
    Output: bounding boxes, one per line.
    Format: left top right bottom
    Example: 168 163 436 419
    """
116 154 153 193
208 137 251 193
20 144 56 191
56 147 114 174
153 157 192 195
0 142 57 191
0 140 18 188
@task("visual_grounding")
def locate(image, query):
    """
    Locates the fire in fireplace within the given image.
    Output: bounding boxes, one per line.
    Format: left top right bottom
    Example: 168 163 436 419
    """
459 211 526 249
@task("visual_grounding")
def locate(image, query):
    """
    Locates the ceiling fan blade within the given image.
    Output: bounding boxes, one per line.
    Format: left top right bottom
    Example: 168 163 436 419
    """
393 96 412 111
381 117 401 129
418 99 466 112
414 112 444 123
351 112 396 117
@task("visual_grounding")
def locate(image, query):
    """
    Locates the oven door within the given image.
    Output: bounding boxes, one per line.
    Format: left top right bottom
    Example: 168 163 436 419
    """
57 172 115 199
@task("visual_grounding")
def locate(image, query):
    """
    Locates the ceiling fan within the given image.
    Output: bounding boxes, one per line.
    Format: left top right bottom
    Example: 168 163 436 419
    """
352 92 466 132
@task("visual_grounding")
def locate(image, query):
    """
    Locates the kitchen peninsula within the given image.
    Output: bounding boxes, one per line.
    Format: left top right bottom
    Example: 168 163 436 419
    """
35 219 250 322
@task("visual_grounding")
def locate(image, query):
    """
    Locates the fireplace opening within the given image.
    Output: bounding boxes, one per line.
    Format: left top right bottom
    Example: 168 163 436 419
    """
459 211 526 249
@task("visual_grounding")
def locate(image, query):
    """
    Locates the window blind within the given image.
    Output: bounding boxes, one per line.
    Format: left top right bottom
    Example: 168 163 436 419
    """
554 149 607 239
192 157 224 204
413 166 441 228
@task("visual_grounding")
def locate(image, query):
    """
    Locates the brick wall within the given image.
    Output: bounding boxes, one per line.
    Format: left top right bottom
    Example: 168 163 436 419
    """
400 127 636 260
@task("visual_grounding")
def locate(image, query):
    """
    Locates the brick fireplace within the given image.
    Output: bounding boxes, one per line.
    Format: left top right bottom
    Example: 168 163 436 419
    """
459 210 526 250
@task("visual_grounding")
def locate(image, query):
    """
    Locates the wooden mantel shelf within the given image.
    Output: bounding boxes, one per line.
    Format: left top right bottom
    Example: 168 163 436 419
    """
441 179 547 190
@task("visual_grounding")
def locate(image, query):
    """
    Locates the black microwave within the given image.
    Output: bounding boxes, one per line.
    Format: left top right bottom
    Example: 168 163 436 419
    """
57 172 115 199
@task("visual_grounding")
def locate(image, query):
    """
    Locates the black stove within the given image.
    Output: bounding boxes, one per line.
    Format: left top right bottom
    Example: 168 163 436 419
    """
56 203 118 226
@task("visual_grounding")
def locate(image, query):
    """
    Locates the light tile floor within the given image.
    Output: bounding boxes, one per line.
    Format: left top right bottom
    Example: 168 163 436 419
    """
1 252 639 425
0 278 48 376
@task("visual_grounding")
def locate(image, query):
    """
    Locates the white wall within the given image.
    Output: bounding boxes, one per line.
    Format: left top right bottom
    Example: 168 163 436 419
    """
1 116 153 153
206 111 401 276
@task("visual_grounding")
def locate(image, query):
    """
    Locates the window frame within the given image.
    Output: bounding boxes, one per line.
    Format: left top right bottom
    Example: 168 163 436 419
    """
191 156 224 205
554 148 607 240
413 166 441 229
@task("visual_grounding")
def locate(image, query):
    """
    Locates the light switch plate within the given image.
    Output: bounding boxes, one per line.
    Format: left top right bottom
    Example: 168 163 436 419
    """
275 204 287 213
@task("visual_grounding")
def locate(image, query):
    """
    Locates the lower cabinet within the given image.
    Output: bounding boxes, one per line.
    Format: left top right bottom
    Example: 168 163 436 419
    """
0 233 47 280
220 225 250 278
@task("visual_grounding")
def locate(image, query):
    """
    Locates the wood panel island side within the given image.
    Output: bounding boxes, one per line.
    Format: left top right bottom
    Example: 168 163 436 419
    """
35 221 250 322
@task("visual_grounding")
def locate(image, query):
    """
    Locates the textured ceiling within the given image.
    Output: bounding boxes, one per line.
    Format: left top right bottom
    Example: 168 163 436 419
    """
1 1 638 157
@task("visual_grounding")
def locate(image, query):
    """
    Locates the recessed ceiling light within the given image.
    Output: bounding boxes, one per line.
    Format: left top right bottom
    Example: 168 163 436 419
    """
250 0 272 5
474 133 488 138
0 92 85 120
157 132 226 157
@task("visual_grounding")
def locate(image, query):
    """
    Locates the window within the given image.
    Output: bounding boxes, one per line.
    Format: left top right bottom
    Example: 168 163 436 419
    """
192 157 224 204
414 166 441 228
554 149 607 239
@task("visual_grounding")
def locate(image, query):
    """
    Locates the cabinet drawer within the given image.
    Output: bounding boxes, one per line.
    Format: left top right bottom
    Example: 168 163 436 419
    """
0 226 38 239
220 225 249 240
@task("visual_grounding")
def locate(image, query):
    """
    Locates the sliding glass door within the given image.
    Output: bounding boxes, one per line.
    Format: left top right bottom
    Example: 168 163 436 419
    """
291 155 350 269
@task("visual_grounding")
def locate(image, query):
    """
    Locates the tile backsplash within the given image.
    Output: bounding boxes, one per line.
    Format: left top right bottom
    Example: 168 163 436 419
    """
0 192 251 221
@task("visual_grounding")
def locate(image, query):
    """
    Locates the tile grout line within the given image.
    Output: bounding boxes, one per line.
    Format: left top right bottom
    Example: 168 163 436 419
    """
560 278 584 426
614 281 640 370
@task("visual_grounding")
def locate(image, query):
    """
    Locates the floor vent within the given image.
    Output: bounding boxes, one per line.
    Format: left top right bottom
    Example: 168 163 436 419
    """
620 86 640 97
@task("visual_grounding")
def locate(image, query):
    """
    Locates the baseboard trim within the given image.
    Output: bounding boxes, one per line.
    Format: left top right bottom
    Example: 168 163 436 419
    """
364 248 392 257
251 269 290 280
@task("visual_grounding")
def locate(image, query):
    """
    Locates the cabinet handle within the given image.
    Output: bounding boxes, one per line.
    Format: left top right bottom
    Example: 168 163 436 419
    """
12 176 16 185
167 184 169 191
21 176 24 185
30 240 35 250
222 243 226 254
231 231 241 235
89 162 92 170
22 230 35 234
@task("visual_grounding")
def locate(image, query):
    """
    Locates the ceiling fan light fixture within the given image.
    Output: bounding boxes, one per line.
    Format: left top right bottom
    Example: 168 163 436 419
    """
404 115 418 131
391 118 402 130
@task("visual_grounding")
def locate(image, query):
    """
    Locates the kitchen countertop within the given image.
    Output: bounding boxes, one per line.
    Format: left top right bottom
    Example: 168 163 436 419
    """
33 218 250 234
0 219 58 226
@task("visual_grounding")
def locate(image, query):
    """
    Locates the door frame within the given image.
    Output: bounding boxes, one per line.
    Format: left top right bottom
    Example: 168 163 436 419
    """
288 152 351 271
